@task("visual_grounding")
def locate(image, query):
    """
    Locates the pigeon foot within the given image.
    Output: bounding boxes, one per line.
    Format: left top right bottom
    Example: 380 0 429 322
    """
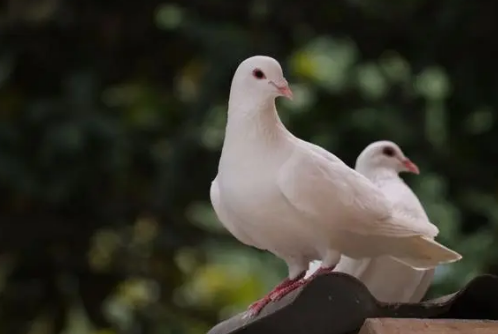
243 273 305 319
243 295 273 319
269 278 306 301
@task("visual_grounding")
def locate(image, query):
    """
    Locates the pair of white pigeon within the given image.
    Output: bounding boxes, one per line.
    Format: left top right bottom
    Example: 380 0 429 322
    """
210 55 462 318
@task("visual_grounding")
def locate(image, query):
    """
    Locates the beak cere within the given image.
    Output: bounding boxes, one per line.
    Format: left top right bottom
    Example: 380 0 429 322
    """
402 158 420 174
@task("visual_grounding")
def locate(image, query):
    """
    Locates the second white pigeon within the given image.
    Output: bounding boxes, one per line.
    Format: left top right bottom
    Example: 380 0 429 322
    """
307 140 437 303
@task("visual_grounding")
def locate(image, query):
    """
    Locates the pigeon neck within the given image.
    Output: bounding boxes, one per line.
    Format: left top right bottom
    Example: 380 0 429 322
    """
359 167 399 182
226 97 287 141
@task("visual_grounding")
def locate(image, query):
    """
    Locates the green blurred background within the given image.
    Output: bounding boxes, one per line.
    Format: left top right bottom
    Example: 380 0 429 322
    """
0 0 497 333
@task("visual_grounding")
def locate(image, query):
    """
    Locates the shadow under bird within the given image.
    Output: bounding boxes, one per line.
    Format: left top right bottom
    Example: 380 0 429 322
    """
210 56 462 318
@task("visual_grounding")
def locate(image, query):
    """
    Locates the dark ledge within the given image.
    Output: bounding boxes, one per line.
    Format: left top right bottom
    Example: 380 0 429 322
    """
207 273 498 334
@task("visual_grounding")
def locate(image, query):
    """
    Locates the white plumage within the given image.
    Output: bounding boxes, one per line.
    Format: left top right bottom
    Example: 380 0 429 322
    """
307 140 440 302
211 56 461 316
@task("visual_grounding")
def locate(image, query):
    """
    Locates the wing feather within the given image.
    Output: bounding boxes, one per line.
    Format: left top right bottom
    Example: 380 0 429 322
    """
277 145 435 238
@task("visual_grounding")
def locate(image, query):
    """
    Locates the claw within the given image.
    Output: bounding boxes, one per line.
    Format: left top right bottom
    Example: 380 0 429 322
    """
243 296 272 318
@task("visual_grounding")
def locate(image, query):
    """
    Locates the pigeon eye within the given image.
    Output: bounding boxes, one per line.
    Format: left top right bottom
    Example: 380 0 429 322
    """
252 69 266 80
382 147 395 157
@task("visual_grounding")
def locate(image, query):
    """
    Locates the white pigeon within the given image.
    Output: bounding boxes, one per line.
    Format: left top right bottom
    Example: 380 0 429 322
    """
306 140 436 303
211 55 461 317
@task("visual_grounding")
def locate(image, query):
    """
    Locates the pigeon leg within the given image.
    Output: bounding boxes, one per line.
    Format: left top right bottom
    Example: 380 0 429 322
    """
270 266 335 302
245 272 305 318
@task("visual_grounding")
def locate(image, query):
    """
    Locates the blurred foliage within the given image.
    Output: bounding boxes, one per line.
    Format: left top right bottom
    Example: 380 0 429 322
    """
0 0 498 333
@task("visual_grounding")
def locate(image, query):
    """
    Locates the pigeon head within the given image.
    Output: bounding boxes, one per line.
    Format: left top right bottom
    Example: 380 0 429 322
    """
355 140 420 175
229 56 293 102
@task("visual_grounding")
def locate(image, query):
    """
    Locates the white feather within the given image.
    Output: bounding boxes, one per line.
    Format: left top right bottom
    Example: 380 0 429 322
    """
212 56 461 289
306 141 452 302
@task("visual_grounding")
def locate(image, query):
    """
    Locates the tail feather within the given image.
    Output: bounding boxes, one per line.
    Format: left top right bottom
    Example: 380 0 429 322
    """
390 236 462 270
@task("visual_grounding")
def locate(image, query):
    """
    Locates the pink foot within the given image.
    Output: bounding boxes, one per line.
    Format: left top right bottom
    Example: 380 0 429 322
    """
245 295 272 318
269 266 335 302
269 278 307 301
243 272 306 318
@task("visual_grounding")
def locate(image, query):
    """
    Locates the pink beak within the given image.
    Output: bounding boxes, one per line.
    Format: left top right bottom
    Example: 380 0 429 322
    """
272 79 293 100
278 85 294 100
402 158 420 174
